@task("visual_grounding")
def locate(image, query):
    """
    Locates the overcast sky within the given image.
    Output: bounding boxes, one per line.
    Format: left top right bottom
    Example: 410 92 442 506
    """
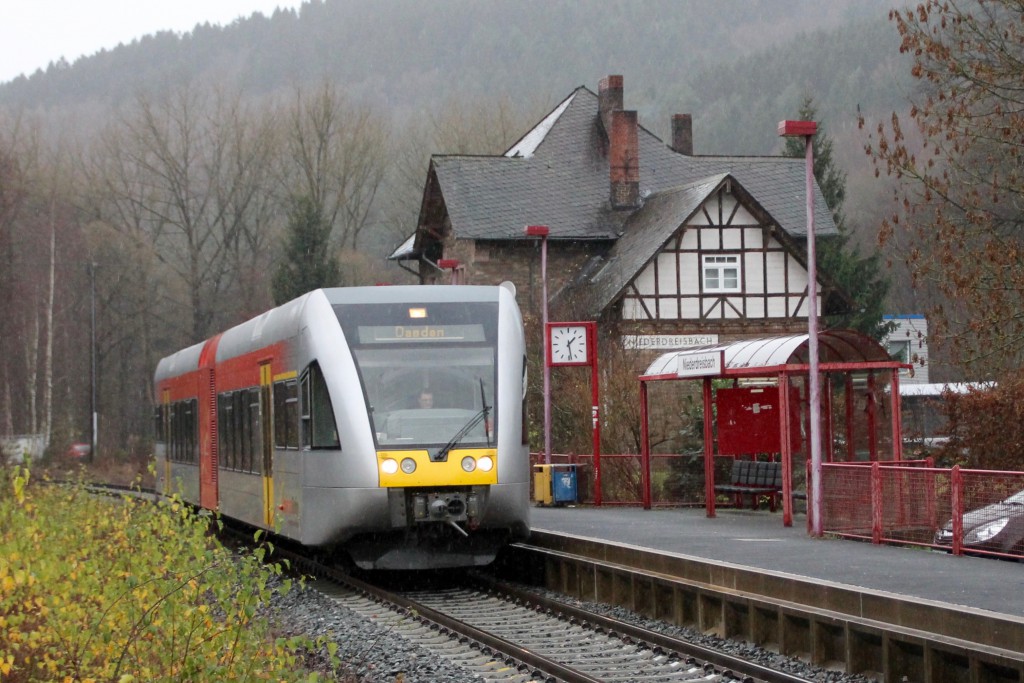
0 1 307 83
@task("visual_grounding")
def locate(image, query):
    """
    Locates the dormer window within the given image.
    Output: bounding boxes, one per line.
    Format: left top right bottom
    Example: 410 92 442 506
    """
703 255 741 293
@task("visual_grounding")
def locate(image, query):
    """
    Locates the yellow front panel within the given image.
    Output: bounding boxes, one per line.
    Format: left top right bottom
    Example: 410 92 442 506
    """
377 448 498 487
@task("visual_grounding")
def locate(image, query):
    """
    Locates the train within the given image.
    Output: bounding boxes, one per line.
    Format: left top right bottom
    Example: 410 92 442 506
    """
153 285 530 570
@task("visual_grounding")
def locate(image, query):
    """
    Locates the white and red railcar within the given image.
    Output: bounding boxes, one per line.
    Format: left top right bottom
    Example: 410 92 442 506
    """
154 285 530 569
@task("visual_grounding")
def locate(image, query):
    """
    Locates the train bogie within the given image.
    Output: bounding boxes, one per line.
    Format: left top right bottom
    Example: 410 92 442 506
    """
154 285 530 570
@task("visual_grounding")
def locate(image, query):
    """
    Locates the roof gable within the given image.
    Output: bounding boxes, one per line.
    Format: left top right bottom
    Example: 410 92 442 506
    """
562 173 815 318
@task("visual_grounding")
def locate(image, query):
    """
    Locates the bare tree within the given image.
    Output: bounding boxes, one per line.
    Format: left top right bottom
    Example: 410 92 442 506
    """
278 82 390 253
0 112 85 449
0 115 28 436
864 0 1024 376
94 83 278 343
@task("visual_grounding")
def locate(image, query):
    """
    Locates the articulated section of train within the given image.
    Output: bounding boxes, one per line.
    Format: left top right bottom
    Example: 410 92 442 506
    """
154 285 530 569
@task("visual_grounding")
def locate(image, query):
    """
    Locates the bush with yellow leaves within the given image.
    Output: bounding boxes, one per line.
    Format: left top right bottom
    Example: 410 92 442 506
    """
0 466 335 682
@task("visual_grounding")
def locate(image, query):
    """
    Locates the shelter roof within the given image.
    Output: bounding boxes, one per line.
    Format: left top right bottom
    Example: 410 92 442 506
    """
642 330 895 378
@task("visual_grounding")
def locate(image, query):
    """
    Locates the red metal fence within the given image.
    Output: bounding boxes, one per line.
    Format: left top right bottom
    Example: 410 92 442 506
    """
820 462 1024 559
532 453 1024 560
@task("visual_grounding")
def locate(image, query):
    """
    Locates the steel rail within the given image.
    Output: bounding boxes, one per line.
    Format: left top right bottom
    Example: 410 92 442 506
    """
470 573 812 683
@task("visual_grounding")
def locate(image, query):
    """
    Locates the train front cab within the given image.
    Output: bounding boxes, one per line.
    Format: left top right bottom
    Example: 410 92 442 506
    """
329 289 530 570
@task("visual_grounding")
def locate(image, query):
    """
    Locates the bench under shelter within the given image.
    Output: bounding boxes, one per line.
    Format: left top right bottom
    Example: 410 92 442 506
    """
637 330 912 526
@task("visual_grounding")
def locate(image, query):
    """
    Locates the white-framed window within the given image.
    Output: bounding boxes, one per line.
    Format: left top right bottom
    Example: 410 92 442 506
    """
702 255 741 293
887 339 911 364
888 339 916 378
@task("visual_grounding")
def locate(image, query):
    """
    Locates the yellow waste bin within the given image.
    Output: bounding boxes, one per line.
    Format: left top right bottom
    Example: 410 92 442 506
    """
533 464 553 505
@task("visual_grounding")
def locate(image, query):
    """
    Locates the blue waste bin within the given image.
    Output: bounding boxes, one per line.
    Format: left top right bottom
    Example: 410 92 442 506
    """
551 464 578 504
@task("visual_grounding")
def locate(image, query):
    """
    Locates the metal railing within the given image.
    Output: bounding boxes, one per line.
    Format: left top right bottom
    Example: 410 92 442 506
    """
820 461 1024 559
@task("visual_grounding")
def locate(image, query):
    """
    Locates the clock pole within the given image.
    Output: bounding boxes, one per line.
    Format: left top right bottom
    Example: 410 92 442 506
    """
546 321 602 505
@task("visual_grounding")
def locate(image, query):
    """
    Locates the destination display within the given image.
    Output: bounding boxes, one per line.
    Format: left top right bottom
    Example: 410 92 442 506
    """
358 324 486 344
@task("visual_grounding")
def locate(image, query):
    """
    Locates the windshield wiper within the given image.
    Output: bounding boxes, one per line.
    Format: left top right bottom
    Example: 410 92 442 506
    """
479 377 491 447
432 379 491 462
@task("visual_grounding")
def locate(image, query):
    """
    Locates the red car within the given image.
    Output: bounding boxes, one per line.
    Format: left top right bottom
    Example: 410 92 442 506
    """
66 443 91 459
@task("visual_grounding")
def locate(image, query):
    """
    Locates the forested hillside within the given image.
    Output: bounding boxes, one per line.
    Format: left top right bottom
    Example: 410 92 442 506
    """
1 0 904 144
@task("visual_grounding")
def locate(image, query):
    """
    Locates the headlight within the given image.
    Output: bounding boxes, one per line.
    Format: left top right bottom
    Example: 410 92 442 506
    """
461 456 476 472
381 458 398 475
400 458 417 474
477 456 494 472
966 517 1009 544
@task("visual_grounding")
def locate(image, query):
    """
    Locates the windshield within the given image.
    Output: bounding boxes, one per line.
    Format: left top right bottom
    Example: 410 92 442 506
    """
336 302 498 449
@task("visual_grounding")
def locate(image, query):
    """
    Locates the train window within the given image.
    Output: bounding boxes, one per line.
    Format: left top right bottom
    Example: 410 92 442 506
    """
239 392 251 472
274 380 299 449
220 393 230 470
228 393 238 470
247 388 261 472
218 392 234 471
169 403 178 461
168 399 197 464
334 301 498 448
354 346 495 447
232 391 244 470
170 401 181 462
301 374 311 449
301 363 339 449
187 401 196 464
172 403 180 461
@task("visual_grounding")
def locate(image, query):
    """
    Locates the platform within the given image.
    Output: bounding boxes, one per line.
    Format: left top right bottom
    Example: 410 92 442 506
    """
530 505 1024 619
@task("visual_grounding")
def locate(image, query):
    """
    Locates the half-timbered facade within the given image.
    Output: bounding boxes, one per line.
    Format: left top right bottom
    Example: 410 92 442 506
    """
391 75 845 348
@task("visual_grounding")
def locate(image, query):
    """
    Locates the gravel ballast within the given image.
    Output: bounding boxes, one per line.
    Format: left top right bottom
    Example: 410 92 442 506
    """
268 573 876 683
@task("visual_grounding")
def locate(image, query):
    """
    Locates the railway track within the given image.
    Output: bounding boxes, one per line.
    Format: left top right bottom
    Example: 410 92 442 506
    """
286 549 813 683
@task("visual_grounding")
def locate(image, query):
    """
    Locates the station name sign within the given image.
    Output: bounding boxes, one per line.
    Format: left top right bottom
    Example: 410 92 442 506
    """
622 334 719 351
676 351 724 378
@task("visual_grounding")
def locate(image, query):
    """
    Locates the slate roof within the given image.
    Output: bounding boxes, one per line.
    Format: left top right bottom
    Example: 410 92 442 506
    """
423 85 837 245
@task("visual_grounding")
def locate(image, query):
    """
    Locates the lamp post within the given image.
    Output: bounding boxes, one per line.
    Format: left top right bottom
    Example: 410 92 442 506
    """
89 261 98 463
524 225 551 464
778 119 823 536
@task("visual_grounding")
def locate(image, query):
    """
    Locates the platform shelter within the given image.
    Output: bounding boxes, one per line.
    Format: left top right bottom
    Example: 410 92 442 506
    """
638 330 912 526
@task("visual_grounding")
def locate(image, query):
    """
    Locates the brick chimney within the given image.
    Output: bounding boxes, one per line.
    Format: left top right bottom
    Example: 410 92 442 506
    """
598 75 624 135
600 75 640 209
671 114 693 155
610 110 640 209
